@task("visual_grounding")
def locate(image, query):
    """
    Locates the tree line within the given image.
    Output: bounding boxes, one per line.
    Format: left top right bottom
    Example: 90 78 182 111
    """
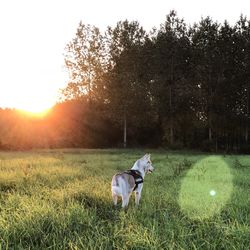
1 11 250 152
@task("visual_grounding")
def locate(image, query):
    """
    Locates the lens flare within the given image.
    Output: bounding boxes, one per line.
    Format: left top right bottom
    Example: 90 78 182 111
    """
210 190 216 196
179 156 232 220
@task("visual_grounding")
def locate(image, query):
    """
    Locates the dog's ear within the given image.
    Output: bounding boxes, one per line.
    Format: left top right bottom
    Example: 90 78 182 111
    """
143 154 150 160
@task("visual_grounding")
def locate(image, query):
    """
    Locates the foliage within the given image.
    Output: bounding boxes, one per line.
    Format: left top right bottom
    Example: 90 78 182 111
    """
63 22 107 102
1 11 250 151
58 11 250 151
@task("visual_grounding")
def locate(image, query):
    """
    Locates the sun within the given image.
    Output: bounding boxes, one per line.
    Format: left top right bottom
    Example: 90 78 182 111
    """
4 85 58 117
18 107 51 118
16 100 54 117
20 103 51 113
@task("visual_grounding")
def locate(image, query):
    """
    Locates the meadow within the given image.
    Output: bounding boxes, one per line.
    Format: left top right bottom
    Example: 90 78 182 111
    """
0 149 249 249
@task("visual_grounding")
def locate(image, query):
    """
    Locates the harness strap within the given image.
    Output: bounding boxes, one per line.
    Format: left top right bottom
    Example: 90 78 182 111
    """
124 170 144 191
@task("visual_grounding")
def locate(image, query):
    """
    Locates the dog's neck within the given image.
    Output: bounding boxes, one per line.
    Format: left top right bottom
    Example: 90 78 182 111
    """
131 160 145 178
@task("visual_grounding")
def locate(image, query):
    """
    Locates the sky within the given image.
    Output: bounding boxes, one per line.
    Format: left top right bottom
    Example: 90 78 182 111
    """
0 0 249 112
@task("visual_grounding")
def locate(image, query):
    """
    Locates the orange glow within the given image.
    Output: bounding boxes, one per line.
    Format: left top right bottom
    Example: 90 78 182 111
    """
11 96 55 117
17 106 52 118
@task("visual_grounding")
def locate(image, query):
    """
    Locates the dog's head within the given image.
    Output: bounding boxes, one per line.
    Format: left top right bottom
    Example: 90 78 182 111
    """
141 154 154 174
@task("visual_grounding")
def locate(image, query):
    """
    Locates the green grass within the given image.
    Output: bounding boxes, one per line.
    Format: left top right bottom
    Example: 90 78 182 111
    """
0 149 249 249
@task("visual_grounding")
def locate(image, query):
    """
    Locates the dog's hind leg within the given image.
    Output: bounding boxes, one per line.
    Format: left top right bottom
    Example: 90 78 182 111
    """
112 192 118 206
121 194 130 208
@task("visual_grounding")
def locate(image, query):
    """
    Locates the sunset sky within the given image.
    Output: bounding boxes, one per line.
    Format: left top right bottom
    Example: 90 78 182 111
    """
0 0 249 113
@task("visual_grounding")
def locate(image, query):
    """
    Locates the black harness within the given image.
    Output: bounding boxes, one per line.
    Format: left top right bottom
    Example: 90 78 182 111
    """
124 170 144 191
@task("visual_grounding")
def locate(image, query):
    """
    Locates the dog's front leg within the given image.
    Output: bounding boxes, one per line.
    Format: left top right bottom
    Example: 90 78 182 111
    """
135 191 141 206
135 184 143 206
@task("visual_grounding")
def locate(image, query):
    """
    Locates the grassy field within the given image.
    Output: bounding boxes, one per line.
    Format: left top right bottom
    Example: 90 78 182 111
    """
0 149 249 249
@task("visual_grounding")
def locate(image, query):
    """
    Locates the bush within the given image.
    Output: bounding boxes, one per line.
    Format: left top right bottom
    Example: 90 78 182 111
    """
238 144 250 154
201 139 216 152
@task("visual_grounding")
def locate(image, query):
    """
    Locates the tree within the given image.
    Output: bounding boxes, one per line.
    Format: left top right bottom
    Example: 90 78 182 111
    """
105 20 149 147
63 22 107 103
151 10 191 146
234 16 250 145
191 17 221 147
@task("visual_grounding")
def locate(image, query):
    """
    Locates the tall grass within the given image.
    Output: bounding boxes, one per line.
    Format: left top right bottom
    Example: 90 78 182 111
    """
0 150 249 249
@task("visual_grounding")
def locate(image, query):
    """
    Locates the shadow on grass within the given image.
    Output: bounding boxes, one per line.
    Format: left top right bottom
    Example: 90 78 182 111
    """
71 192 120 221
0 182 17 192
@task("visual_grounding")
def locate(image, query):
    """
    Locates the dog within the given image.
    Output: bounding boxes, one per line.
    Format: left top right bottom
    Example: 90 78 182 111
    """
111 154 154 208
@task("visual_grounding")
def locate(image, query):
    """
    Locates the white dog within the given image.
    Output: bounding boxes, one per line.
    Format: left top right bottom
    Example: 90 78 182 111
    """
111 154 154 208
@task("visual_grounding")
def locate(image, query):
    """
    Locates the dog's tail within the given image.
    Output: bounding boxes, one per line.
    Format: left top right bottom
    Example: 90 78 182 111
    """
111 175 123 196
111 174 119 186
111 186 120 195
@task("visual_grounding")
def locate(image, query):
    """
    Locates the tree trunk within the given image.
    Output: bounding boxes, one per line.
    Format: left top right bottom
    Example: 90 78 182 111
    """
208 88 213 142
245 84 250 143
209 126 212 141
208 73 213 142
245 125 248 144
169 85 174 145
157 113 163 145
87 71 92 104
169 56 174 145
123 112 127 148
